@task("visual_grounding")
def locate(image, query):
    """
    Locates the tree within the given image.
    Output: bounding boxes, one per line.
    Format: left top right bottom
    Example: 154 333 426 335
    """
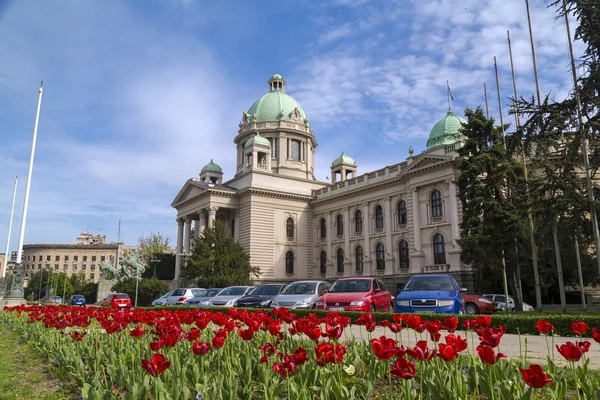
111 278 169 306
183 220 259 288
457 107 528 295
138 233 171 268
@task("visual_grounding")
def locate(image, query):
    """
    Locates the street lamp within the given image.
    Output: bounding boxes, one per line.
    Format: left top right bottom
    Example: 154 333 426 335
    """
134 262 140 309
150 256 162 279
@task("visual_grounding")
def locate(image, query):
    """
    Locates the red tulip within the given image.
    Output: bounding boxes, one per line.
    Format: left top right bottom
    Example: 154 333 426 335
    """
430 332 441 342
437 343 458 362
69 331 87 341
477 326 506 348
406 340 436 361
142 353 171 376
141 359 158 377
289 347 308 366
592 328 600 344
577 341 591 353
259 342 278 356
556 342 583 362
475 316 491 329
238 327 255 341
462 319 477 330
272 361 295 378
212 333 225 349
371 336 399 360
476 345 506 365
388 323 403 333
184 327 201 341
304 325 322 341
130 325 144 338
390 357 416 380
444 317 459 333
445 334 468 352
520 364 552 389
405 315 422 331
192 341 211 356
315 342 347 365
535 320 554 335
323 324 343 340
149 342 161 351
571 321 588 336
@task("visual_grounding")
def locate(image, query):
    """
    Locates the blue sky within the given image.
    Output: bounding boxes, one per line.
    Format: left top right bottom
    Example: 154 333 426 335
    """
0 0 583 248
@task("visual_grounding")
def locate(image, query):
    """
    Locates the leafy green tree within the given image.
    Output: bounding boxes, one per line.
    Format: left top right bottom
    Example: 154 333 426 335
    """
111 278 169 306
457 107 528 295
184 220 259 288
138 233 171 267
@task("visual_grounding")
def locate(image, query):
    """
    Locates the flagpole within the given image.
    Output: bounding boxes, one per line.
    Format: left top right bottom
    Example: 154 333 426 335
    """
5 82 43 300
2 177 18 279
563 0 600 281
525 0 542 104
484 83 490 118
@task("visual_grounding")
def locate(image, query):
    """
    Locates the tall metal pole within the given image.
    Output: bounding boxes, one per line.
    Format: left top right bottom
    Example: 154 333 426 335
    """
525 0 542 104
494 57 511 312
38 268 44 300
484 83 490 118
134 264 139 308
62 272 67 304
564 0 600 278
2 176 18 278
552 222 567 312
574 236 586 311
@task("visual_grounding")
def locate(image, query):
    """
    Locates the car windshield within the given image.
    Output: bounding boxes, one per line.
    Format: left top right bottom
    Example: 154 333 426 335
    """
114 294 129 299
72 295 84 299
282 283 317 295
218 287 248 296
403 277 454 291
171 289 186 296
191 289 204 296
249 285 282 296
161 292 173 298
194 289 221 297
329 279 371 293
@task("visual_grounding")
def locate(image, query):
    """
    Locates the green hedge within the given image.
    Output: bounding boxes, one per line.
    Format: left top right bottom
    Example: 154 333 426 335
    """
146 306 600 338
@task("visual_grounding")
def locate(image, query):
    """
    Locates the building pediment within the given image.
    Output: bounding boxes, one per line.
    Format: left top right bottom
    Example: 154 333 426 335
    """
171 180 237 207
403 154 455 175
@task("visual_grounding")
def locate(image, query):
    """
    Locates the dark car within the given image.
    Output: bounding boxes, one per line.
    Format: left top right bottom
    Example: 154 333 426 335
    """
235 284 286 308
69 295 86 306
394 274 466 314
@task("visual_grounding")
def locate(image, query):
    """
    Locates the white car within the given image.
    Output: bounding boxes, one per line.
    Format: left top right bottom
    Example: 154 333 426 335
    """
165 288 205 305
208 286 254 307
151 291 173 306
483 294 534 311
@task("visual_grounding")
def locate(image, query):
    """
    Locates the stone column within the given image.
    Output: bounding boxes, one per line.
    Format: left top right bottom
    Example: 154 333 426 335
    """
194 215 200 239
412 187 422 253
208 207 218 228
343 207 350 276
198 209 207 236
175 218 184 281
233 210 240 240
362 203 371 274
447 179 460 246
184 216 192 255
326 212 332 275
384 197 393 273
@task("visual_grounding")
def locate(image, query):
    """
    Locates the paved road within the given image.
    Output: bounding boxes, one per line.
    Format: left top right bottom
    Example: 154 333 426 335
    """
343 325 600 368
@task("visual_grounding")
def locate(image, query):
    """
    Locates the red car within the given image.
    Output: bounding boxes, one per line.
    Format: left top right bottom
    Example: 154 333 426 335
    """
100 293 132 309
315 277 393 312
463 294 496 315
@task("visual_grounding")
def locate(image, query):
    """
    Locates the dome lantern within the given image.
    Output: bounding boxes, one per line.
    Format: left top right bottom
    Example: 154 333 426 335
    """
330 152 357 183
200 159 223 184
268 72 285 92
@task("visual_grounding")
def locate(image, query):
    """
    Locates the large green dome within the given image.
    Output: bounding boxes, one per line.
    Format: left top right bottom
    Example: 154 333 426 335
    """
246 74 307 124
426 110 467 150
332 152 356 168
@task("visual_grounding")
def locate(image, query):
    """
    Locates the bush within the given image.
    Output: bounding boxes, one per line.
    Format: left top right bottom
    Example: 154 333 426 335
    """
112 278 170 306
148 306 600 337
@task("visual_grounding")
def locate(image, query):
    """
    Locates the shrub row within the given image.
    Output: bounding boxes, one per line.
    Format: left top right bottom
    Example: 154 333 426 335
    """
147 306 600 337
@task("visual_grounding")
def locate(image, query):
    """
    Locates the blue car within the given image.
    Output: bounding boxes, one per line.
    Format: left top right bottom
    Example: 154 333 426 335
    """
394 274 466 314
70 295 86 306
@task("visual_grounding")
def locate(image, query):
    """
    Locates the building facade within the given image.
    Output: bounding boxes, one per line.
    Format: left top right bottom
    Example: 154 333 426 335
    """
172 74 475 292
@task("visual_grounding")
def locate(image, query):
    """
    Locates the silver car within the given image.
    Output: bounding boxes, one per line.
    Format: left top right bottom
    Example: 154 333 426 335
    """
151 291 174 306
483 294 534 312
184 288 223 307
165 288 204 305
208 286 254 307
271 281 331 309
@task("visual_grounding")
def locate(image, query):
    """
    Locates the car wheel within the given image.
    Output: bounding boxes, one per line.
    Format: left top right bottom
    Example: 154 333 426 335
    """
370 304 376 313
465 303 479 315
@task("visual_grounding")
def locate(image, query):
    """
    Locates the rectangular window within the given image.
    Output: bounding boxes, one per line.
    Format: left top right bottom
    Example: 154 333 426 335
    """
73 264 78 271
38 263 42 269
91 265 96 271
83 256 87 261
54 264 59 270
82 264 87 271
101 256 105 262
55 255 60 261
38 255 42 261
90 273 95 280
64 264 68 271
46 255 50 261
45 263 50 269
74 256 78 262
92 256 96 262
290 140 300 161
65 255 69 261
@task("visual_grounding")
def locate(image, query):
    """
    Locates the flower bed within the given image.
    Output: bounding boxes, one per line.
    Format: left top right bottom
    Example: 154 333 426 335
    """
1 305 600 399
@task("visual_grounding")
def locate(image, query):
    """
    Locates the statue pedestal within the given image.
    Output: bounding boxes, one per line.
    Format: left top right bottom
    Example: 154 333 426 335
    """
96 279 117 303
0 298 27 306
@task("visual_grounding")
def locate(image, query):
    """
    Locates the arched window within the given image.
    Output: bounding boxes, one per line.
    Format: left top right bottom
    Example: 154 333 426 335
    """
431 190 443 217
433 234 446 264
355 210 363 234
355 246 364 272
337 248 344 273
397 200 407 225
336 214 344 236
320 251 327 274
286 217 294 238
320 218 327 239
375 205 384 229
399 240 409 269
285 251 294 274
376 243 385 270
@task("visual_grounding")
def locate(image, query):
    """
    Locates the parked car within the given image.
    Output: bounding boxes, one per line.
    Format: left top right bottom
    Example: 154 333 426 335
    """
463 294 495 314
99 293 132 309
47 296 63 305
208 286 255 307
184 288 223 306
235 284 286 308
164 288 205 306
394 274 466 314
483 294 534 312
69 295 86 306
271 281 331 309
151 291 174 306
315 277 393 312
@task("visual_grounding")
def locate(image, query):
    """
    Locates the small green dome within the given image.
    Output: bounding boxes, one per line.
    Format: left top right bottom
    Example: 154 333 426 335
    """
244 132 271 148
332 152 356 168
201 159 222 174
271 73 283 80
426 110 467 150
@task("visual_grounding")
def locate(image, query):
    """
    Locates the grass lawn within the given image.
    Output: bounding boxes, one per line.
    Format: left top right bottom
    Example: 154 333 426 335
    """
0 321 79 400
